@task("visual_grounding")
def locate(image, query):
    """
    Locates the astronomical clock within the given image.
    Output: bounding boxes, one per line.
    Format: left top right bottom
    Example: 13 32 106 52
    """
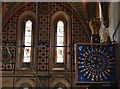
75 43 116 84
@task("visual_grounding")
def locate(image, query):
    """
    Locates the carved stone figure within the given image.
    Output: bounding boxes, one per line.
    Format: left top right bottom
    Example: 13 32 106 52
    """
89 18 101 36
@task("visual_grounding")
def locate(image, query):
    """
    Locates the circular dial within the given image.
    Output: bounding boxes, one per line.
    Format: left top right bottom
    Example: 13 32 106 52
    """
78 45 115 82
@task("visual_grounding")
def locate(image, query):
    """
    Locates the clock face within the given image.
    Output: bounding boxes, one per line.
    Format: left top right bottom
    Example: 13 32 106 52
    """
77 44 115 83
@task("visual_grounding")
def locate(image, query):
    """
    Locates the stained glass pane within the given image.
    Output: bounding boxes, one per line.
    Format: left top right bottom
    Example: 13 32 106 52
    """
23 20 32 63
56 21 64 63
57 37 64 46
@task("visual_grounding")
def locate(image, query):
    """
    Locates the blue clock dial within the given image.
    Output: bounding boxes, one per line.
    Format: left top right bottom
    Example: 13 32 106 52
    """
77 44 115 83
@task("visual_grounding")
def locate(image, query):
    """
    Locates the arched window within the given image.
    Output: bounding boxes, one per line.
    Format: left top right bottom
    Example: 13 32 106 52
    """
50 11 71 70
56 20 65 63
16 11 37 69
23 20 32 63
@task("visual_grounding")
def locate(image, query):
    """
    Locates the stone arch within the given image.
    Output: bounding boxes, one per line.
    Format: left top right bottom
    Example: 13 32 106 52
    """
50 78 71 88
15 78 36 88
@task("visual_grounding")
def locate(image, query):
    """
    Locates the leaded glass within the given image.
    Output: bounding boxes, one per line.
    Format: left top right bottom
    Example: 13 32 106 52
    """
56 21 64 63
23 20 32 63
